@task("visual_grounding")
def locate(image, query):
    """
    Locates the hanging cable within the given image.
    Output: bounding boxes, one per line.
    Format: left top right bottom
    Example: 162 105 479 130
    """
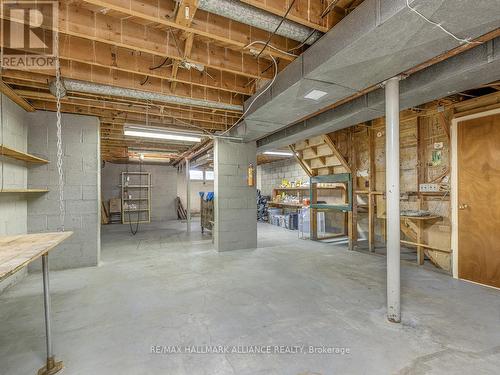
406 0 480 45
244 41 298 58
256 0 297 59
54 23 65 231
220 54 278 136
127 102 150 236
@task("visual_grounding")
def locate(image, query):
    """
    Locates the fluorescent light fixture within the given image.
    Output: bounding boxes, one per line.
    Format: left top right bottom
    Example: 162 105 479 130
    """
263 151 294 156
124 129 201 143
304 89 328 100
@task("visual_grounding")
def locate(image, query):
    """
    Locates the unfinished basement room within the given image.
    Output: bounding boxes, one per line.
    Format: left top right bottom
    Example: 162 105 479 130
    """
1 0 499 374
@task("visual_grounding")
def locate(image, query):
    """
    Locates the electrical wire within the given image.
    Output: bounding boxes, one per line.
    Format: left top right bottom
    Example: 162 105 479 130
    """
126 102 150 236
244 41 298 58
256 0 297 59
220 54 278 137
406 0 481 45
287 29 316 52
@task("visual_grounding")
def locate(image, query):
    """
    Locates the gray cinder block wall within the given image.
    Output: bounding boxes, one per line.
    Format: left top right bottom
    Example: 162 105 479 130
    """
257 158 309 196
214 139 257 251
0 94 29 292
101 162 178 221
27 112 100 271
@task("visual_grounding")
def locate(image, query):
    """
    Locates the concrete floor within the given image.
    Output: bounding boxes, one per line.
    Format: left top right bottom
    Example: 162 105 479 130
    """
1 220 499 375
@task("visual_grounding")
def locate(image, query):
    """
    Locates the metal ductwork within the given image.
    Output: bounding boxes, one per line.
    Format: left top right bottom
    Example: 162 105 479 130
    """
49 79 243 112
197 0 322 44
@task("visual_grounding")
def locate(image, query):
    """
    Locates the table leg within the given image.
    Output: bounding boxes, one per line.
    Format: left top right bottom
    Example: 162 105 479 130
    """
38 254 63 375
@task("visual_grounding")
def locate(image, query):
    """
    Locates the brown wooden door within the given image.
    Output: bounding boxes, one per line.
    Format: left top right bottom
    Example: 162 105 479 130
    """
458 113 500 288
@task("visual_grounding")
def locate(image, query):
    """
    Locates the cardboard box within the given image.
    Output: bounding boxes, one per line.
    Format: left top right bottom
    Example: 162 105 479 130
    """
109 198 121 213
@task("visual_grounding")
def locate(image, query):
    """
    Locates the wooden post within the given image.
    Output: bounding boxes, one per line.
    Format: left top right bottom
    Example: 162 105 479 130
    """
311 181 318 240
348 127 357 250
416 117 426 265
368 124 376 252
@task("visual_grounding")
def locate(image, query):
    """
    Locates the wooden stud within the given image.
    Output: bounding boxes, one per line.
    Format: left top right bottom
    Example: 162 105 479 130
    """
0 81 35 112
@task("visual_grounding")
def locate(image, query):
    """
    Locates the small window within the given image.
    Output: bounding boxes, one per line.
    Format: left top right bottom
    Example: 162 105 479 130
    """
205 170 214 181
189 169 203 180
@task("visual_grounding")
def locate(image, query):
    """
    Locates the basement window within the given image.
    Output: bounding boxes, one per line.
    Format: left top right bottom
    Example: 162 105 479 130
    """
189 169 204 180
205 171 214 181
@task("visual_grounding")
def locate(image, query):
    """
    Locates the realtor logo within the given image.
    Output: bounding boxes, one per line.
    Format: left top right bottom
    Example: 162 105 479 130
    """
1 0 58 69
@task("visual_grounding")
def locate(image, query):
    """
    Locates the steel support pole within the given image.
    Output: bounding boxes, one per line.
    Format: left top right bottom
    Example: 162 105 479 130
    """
38 254 63 375
385 76 401 323
185 158 191 234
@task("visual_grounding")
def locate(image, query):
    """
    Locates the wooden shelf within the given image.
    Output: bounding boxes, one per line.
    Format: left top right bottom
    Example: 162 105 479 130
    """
121 172 151 224
268 202 304 208
0 189 48 194
274 187 309 190
1 145 49 164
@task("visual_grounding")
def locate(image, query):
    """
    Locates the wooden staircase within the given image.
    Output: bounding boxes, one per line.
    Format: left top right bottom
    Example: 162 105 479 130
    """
291 135 350 176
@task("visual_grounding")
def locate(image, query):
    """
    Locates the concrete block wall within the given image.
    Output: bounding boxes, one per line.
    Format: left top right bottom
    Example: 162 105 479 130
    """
214 139 257 251
101 162 178 222
257 158 309 196
0 94 29 292
27 112 100 271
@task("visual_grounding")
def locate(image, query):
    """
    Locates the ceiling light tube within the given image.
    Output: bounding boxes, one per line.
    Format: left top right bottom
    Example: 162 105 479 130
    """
124 130 201 143
263 151 294 156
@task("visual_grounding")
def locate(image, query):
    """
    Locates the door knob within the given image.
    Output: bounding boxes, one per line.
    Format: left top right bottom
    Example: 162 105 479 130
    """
458 204 469 210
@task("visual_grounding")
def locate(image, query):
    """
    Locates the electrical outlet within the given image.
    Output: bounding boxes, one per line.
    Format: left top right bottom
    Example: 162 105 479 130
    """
419 183 440 192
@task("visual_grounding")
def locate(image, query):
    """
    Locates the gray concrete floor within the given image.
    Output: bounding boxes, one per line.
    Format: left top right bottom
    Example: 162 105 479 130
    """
1 220 499 375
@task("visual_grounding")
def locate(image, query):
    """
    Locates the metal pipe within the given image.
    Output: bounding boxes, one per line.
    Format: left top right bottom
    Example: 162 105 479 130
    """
42 254 53 358
186 158 191 234
197 0 322 44
385 76 401 323
49 79 243 112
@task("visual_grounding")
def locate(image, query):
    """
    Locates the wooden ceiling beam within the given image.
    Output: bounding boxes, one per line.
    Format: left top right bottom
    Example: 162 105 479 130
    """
16 89 234 128
56 2 278 80
3 77 241 119
73 0 299 61
0 81 35 112
240 0 328 32
29 99 226 131
62 35 253 96
171 1 198 93
1 67 244 114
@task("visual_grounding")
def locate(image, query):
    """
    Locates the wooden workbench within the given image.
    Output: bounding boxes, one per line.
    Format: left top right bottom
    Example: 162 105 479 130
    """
0 231 73 375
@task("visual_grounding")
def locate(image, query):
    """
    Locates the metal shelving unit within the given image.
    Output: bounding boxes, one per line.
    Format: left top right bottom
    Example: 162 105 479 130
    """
121 172 151 224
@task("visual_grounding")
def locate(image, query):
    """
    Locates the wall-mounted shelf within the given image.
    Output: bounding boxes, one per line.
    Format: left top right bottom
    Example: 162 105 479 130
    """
0 145 49 164
0 189 48 194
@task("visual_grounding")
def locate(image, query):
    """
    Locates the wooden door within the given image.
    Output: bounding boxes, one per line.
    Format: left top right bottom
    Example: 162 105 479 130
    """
458 113 500 288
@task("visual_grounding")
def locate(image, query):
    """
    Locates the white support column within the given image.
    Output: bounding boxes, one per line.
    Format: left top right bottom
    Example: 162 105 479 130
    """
385 76 401 323
185 158 191 234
